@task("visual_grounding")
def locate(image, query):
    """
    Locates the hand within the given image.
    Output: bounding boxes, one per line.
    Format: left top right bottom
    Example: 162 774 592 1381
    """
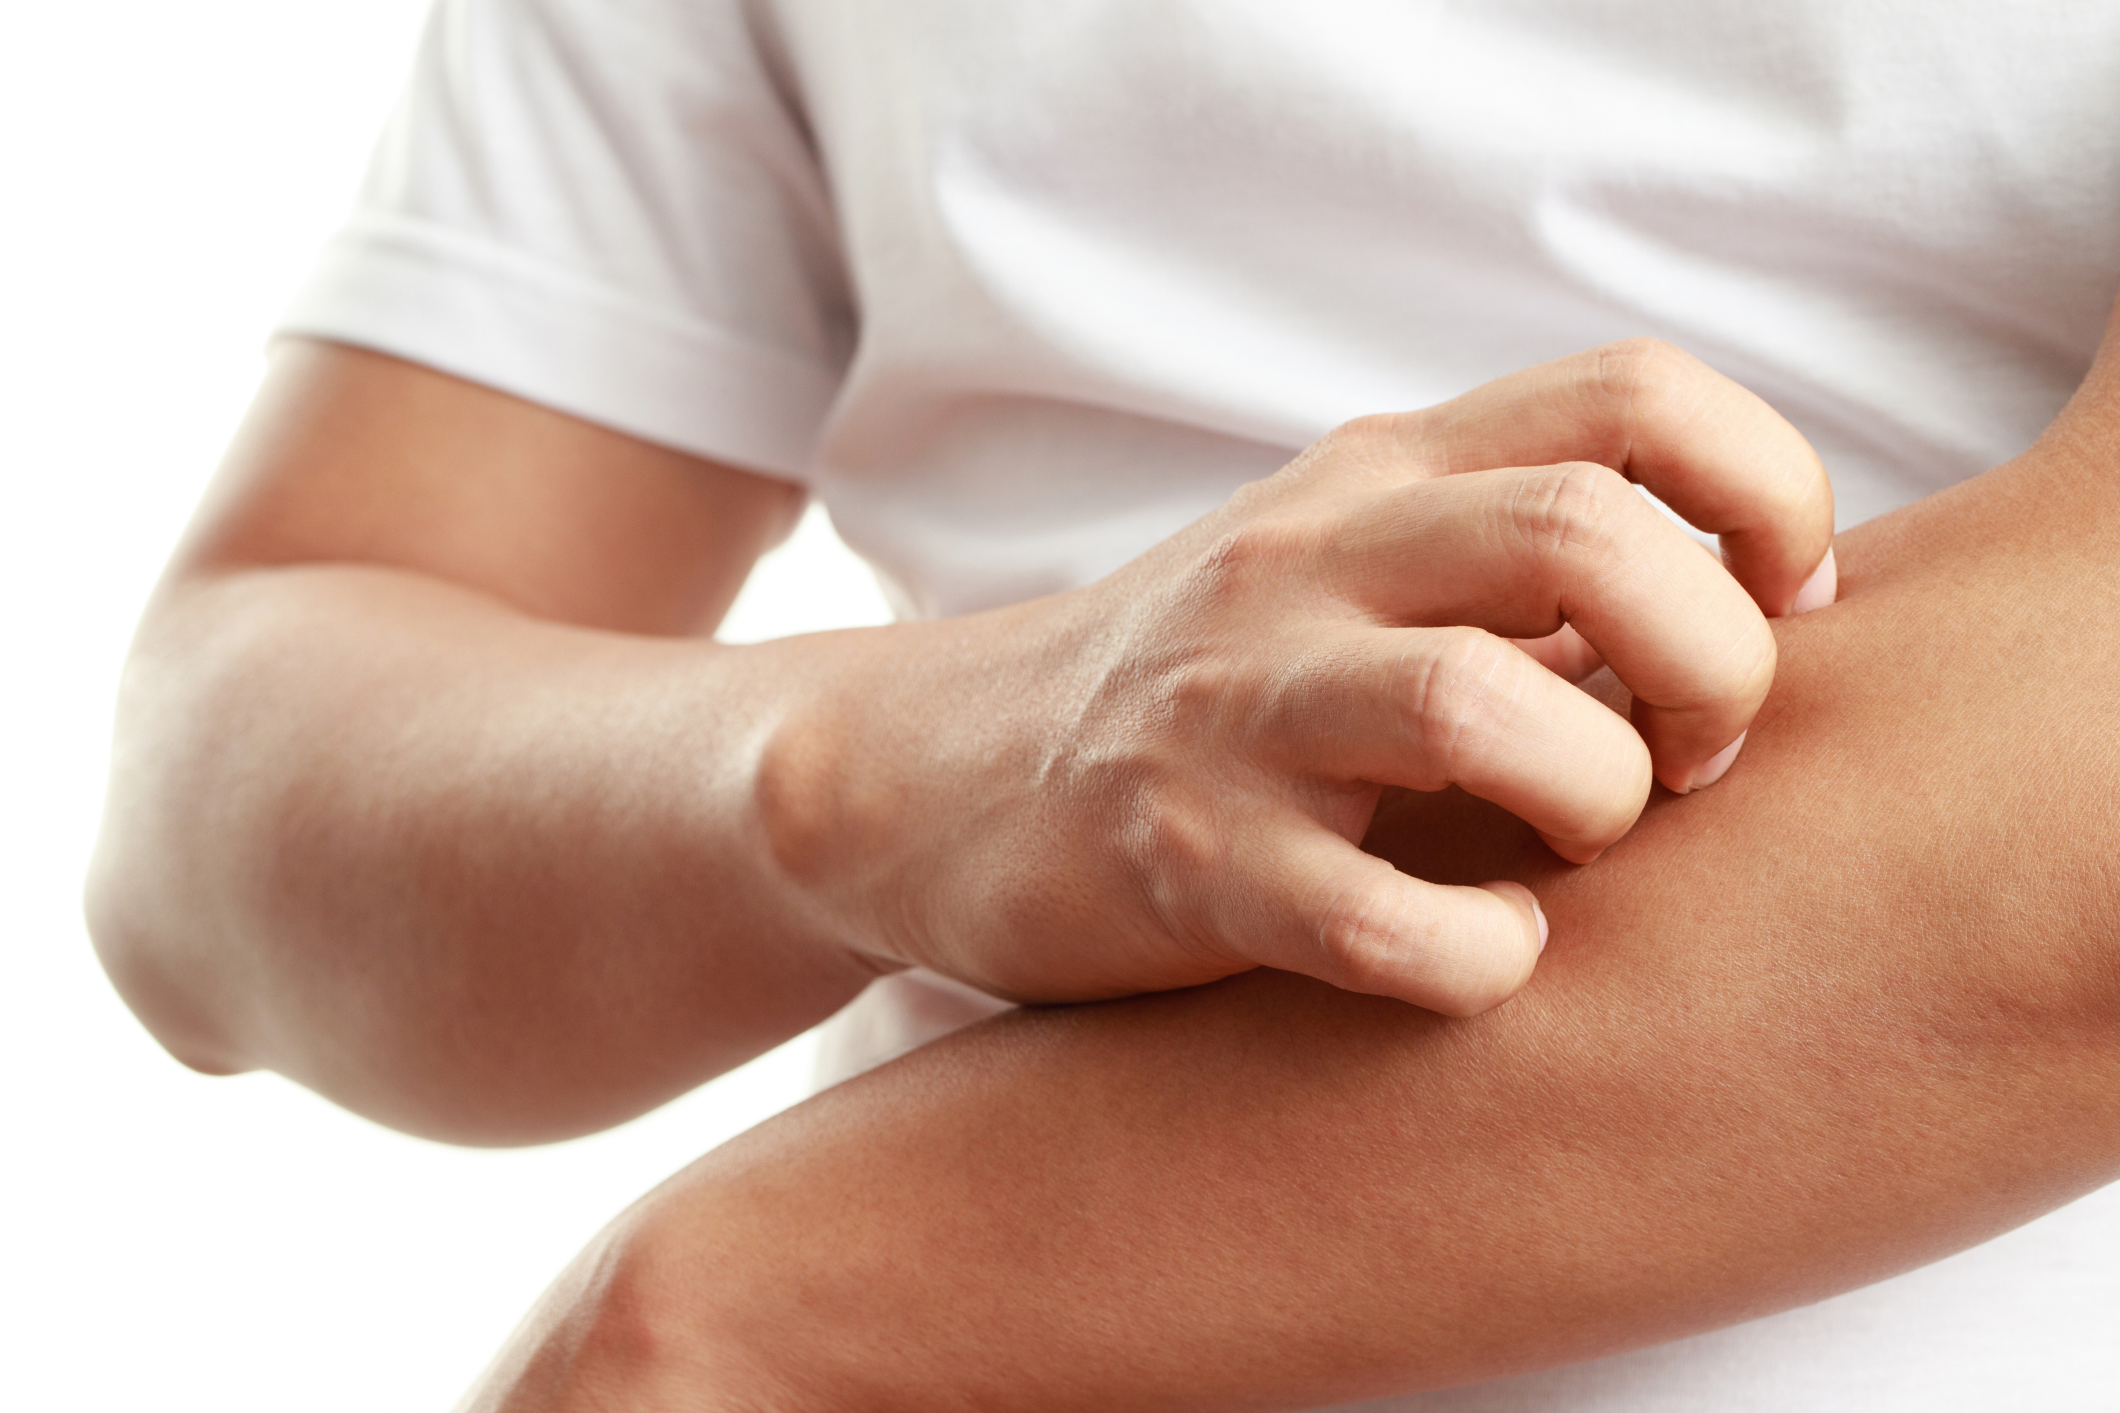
758 340 1835 1014
470 401 2120 1413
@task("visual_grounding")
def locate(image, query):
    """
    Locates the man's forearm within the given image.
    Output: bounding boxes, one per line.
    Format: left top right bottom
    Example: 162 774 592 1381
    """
88 563 890 1143
466 367 2120 1407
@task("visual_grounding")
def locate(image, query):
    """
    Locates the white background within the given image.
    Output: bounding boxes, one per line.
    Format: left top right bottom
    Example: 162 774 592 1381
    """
1 5 890 1408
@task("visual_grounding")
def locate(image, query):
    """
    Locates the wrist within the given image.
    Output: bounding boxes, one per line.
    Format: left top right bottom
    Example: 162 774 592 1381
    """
746 622 929 970
747 601 1086 978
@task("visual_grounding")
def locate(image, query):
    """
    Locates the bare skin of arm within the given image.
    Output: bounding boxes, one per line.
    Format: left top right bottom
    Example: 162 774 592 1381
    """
87 339 880 1142
88 336 1827 1143
458 302 2120 1409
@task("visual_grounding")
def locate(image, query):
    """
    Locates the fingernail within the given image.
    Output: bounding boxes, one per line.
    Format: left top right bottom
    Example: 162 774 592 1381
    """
1532 897 1550 953
1687 731 1746 792
1790 547 1837 615
1536 830 1602 866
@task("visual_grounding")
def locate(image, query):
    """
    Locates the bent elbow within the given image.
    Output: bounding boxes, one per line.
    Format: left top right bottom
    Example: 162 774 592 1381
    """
83 838 252 1077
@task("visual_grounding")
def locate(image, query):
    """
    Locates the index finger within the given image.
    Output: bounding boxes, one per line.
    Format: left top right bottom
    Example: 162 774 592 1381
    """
1380 339 1835 618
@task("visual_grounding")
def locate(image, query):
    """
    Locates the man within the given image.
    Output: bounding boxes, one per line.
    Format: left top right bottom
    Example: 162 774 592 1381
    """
89 1 2120 1406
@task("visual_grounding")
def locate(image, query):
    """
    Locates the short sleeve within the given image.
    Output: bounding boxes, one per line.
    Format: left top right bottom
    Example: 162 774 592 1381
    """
277 0 852 479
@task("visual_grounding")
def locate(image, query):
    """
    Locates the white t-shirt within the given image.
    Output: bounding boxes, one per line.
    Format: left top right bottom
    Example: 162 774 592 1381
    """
280 1 2120 1406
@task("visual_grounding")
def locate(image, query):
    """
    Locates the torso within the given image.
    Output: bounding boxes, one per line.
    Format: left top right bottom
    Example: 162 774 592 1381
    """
766 0 2120 615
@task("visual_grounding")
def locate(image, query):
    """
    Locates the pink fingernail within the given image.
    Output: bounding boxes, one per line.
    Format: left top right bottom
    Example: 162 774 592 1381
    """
1533 898 1550 953
1790 547 1837 615
1687 731 1746 792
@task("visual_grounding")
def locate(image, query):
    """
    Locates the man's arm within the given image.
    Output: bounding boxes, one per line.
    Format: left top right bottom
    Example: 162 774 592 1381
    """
89 336 1829 1143
459 304 2120 1408
85 339 885 1143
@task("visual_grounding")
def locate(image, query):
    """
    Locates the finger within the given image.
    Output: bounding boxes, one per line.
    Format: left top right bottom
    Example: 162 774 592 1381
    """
1331 464 1776 794
1272 625 1652 861
1511 623 1603 682
1207 820 1546 1015
1380 339 1834 617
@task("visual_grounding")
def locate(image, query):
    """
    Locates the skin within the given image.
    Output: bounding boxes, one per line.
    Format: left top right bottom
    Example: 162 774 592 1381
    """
86 276 2117 1403
89 342 876 1141
86 336 1826 1142
452 298 2120 1410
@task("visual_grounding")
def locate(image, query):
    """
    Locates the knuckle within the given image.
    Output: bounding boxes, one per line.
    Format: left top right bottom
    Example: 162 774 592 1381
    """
1327 412 1402 450
1510 461 1637 559
1272 410 1433 494
1118 789 1226 883
1547 733 1654 849
1221 472 1286 517
1567 788 1652 860
1594 336 1693 408
1314 412 1418 479
1191 519 1316 600
1776 446 1834 526
1313 878 1408 995
1653 610 1772 720
1724 431 1828 535
1396 627 1513 782
1161 656 1242 732
1110 778 1237 960
1086 728 1231 894
1684 614 1778 711
1613 738 1659 823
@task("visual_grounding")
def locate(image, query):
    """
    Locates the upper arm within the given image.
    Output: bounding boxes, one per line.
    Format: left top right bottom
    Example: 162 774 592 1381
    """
169 337 806 637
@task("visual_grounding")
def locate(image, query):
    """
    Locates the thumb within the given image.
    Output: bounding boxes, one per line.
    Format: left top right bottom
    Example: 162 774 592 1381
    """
1225 826 1547 1016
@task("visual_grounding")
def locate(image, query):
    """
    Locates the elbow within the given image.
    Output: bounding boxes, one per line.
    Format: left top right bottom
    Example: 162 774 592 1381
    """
87 603 263 1077
84 850 577 1143
83 830 252 1077
86 823 654 1148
